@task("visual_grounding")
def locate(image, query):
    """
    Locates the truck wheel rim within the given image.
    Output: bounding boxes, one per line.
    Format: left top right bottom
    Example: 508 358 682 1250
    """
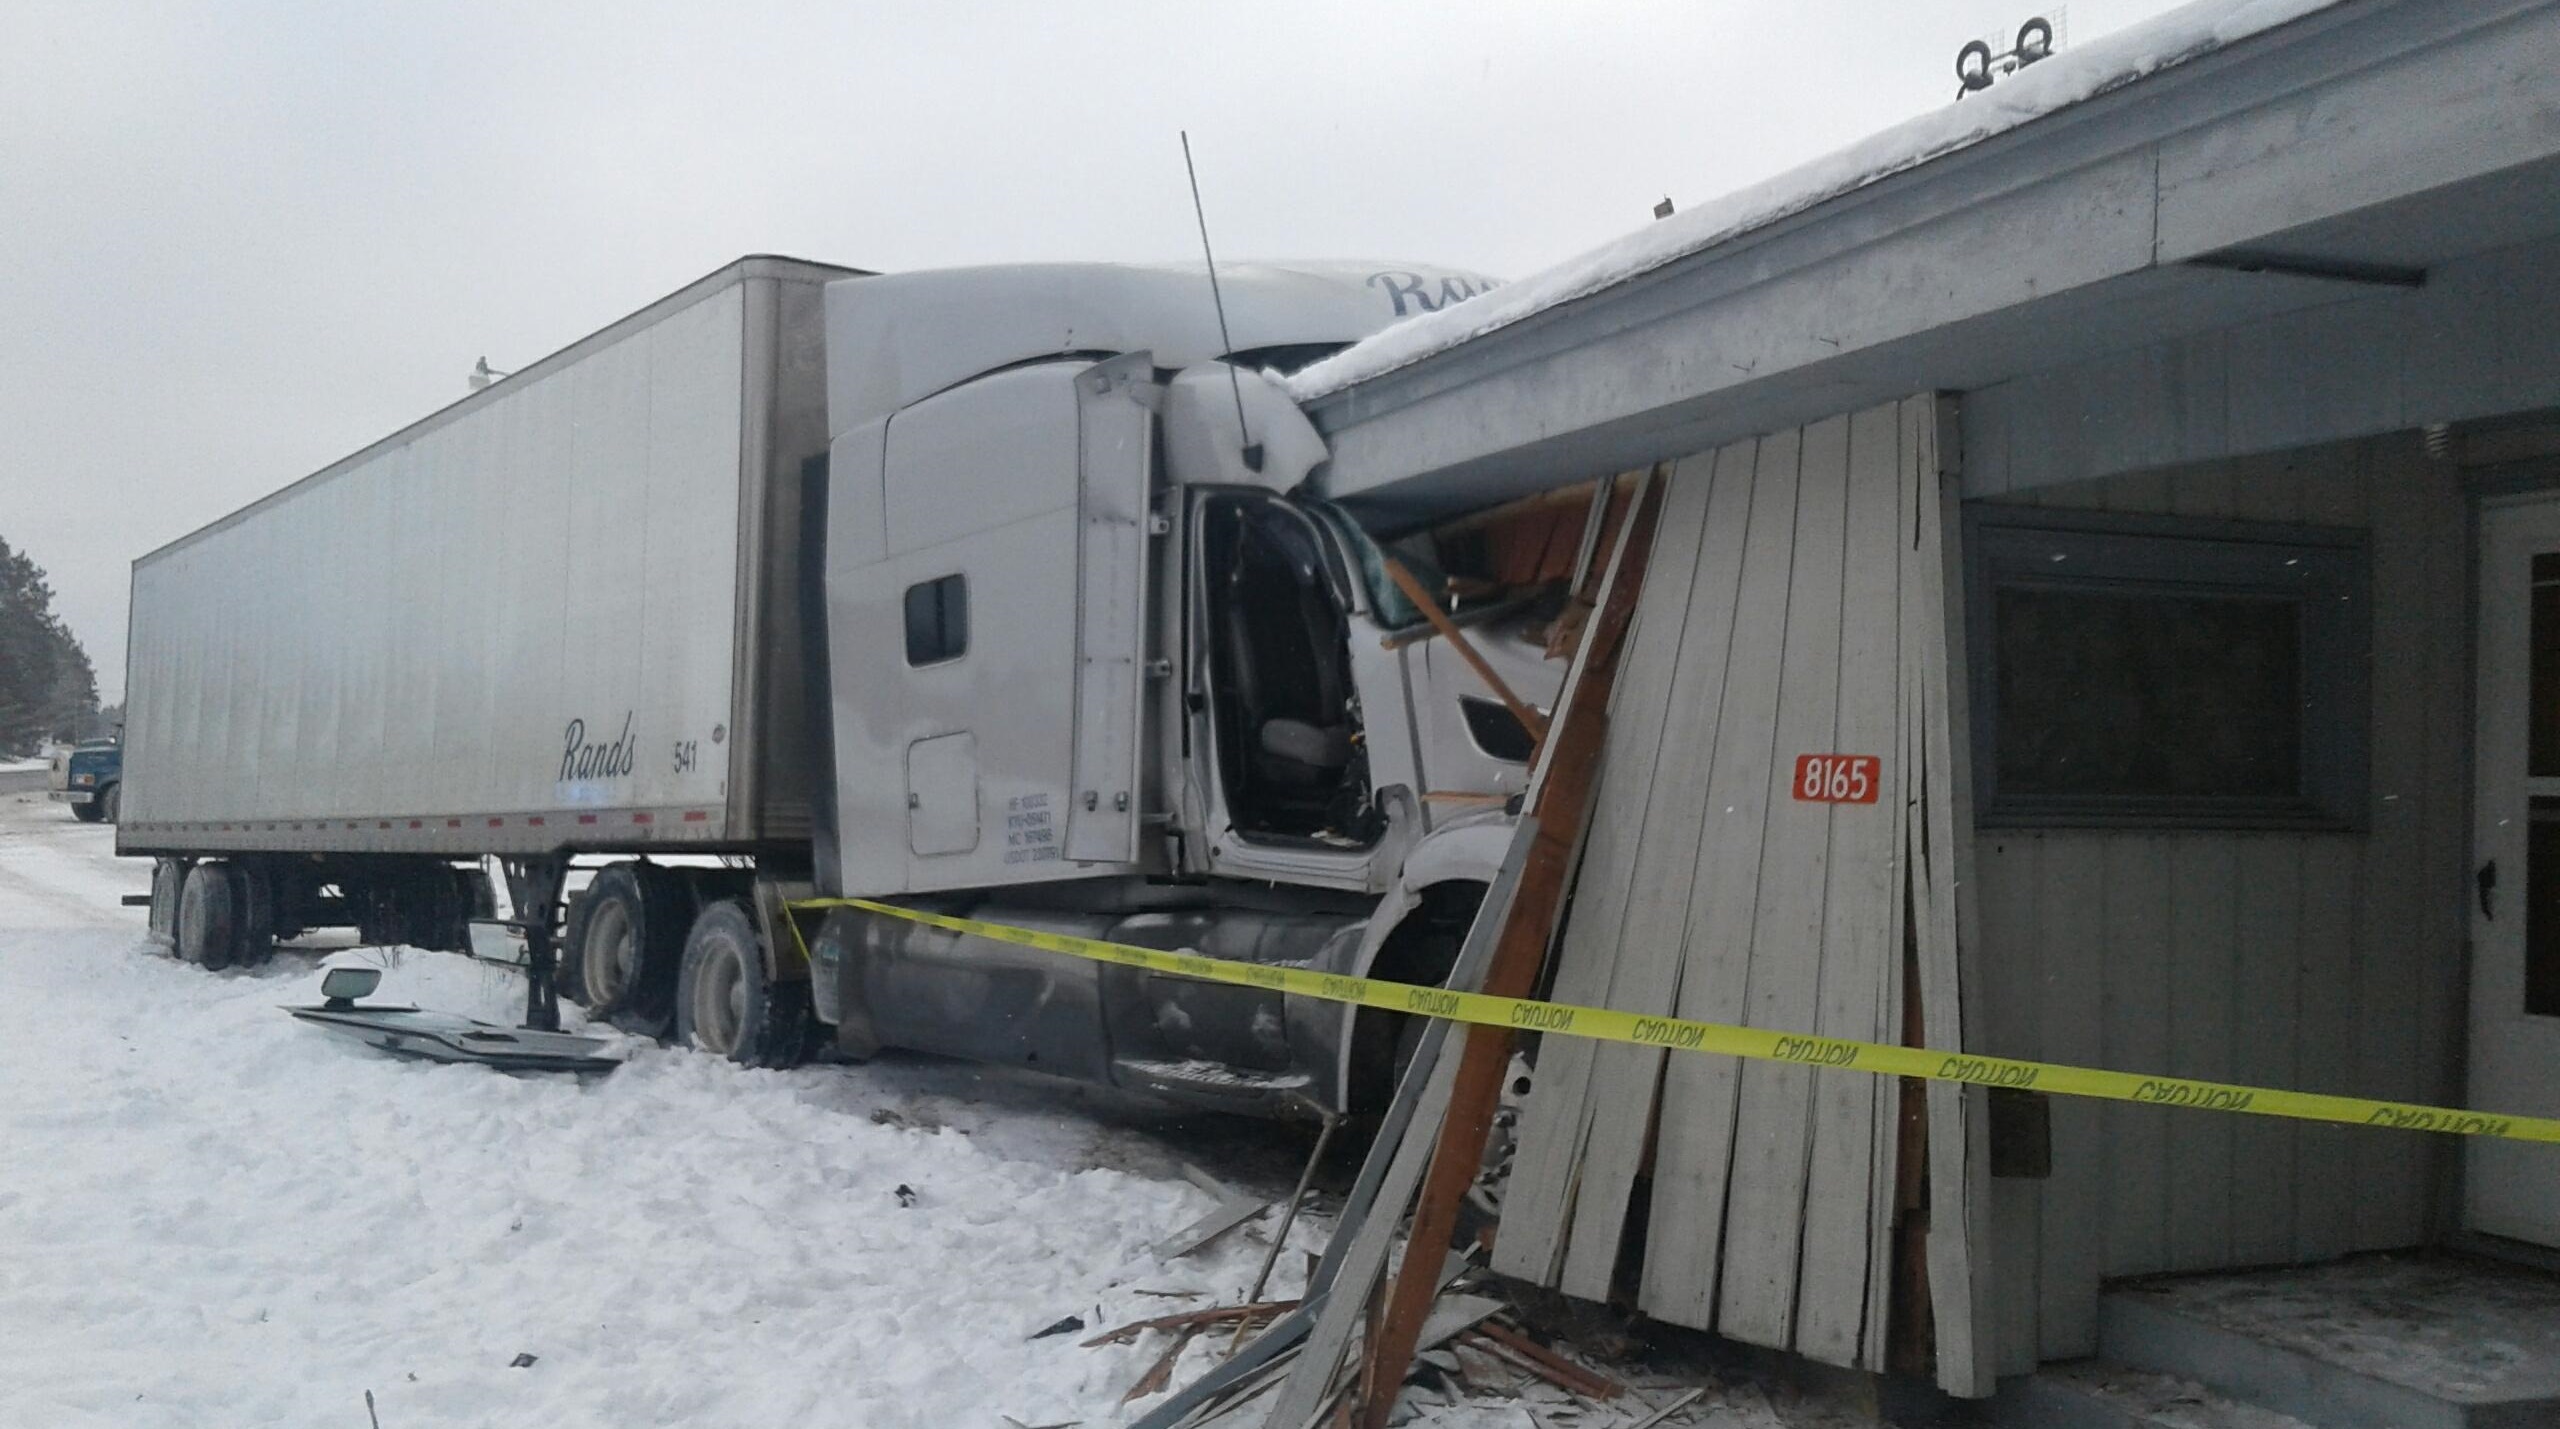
585 902 635 1002
693 939 746 1053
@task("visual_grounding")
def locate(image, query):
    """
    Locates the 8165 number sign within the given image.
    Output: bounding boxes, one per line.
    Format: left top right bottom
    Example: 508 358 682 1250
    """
1793 754 1879 804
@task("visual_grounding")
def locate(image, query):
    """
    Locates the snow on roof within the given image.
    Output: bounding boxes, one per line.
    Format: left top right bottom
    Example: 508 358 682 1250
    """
1285 0 2343 403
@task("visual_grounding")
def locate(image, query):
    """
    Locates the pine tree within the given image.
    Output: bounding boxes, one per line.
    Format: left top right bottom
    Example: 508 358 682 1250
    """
0 536 97 755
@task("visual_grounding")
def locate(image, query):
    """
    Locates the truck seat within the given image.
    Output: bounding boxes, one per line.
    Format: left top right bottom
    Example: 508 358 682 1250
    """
1257 717 1351 786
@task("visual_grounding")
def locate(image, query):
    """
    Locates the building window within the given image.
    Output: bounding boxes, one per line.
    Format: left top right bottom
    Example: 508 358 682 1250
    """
903 573 968 666
1966 507 2368 829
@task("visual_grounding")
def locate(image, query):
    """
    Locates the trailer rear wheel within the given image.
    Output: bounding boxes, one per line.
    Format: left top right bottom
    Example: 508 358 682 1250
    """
147 858 187 950
567 864 686 1036
677 899 814 1068
176 862 247 971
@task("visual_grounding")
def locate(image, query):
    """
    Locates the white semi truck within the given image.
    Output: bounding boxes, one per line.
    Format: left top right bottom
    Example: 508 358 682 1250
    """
122 254 1589 1117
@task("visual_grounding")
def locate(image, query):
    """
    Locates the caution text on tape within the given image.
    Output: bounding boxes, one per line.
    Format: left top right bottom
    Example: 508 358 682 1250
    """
789 898 2560 1146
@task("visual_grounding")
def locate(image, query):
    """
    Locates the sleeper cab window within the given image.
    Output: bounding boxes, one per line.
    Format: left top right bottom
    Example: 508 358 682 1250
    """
903 573 968 666
1965 507 2369 830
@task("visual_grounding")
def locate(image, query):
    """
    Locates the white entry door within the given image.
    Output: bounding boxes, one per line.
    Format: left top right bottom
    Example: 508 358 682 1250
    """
2469 496 2560 1248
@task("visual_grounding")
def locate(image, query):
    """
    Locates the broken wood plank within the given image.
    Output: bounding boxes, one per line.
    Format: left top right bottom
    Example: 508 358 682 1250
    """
1152 1197 1270 1261
1464 1322 1625 1401
1354 476 1665 1429
1382 556 1549 746
1230 1114 1339 1354
1624 1387 1709 1429
1084 1300 1301 1347
1123 1325 1197 1404
1237 821 1543 1429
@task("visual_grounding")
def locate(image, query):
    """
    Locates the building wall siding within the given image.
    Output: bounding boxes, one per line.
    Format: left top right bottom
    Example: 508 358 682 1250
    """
1966 433 2471 1370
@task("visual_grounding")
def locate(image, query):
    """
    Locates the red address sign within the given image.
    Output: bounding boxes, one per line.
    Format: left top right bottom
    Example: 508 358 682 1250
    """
1793 754 1880 804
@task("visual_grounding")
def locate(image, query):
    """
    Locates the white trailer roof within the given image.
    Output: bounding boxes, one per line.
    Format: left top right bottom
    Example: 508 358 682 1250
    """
822 260 1498 439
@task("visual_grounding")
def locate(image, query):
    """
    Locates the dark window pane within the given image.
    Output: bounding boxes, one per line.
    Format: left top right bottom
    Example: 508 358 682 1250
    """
903 574 967 665
2531 556 2560 777
1460 695 1535 763
2533 797 2560 1018
1992 587 2301 800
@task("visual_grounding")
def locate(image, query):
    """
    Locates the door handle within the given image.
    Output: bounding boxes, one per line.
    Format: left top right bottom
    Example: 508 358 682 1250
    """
2478 859 2498 919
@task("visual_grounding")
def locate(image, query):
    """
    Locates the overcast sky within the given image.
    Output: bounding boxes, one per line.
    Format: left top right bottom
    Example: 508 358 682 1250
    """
2 0 2185 702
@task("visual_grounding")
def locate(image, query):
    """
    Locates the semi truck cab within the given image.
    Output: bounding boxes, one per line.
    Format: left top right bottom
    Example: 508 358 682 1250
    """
805 263 1591 1114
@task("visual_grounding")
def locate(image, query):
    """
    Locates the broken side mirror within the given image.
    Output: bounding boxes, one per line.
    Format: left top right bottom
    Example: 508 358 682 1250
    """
320 966 382 1009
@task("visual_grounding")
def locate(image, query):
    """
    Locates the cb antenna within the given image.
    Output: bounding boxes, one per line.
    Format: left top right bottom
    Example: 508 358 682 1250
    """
1181 130 1263 473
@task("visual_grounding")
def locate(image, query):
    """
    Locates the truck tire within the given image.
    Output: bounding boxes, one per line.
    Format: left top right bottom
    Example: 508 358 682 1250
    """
100 784 121 823
1350 882 1481 1113
233 862 278 968
147 858 186 950
566 864 687 1036
176 862 247 971
71 795 105 823
676 898 816 1069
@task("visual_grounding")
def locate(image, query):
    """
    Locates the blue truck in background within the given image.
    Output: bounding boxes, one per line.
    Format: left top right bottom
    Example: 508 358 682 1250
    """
48 737 122 823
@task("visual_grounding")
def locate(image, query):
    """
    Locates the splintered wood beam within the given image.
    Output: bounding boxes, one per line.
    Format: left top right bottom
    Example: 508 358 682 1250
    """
1381 556 1551 746
1353 472 1666 1429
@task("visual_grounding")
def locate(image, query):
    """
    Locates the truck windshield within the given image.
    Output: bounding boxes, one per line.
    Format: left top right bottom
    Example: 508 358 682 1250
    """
1307 486 1609 636
1303 501 1435 630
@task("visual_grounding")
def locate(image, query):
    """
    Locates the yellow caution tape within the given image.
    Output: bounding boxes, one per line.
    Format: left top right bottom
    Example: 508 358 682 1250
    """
789 898 2560 1146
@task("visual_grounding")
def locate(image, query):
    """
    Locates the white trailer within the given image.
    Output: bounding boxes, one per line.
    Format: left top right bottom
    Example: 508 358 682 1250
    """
122 256 846 858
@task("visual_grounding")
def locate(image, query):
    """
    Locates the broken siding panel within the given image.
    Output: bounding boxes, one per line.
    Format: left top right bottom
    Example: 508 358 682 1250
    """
1502 397 1978 1392
1559 445 1759 1299
1792 404 1909 1368
1914 423 1996 1397
1644 426 1806 1328
1492 457 1715 1286
1718 413 1854 1348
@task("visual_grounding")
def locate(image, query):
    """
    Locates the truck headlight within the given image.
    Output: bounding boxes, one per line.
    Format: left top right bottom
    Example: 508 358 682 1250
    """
75 774 94 786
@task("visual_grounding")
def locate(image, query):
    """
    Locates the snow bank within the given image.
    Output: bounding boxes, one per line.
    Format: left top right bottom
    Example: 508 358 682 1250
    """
1286 0 2342 402
0 810 1331 1429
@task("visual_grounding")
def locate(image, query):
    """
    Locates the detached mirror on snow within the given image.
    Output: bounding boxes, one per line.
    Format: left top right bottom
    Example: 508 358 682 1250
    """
318 966 381 1008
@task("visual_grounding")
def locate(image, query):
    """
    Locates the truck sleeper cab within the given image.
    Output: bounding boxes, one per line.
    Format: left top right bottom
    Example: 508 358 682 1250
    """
809 263 1589 1115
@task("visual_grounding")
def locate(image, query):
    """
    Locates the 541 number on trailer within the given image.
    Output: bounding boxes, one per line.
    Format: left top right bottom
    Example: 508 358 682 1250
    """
1793 754 1879 804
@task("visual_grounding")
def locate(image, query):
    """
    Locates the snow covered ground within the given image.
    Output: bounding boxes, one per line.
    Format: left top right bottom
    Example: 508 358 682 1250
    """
0 792 1355 1429
0 792 1861 1428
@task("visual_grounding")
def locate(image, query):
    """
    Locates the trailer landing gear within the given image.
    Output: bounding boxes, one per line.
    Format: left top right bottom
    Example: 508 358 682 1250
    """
503 855 570 1033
